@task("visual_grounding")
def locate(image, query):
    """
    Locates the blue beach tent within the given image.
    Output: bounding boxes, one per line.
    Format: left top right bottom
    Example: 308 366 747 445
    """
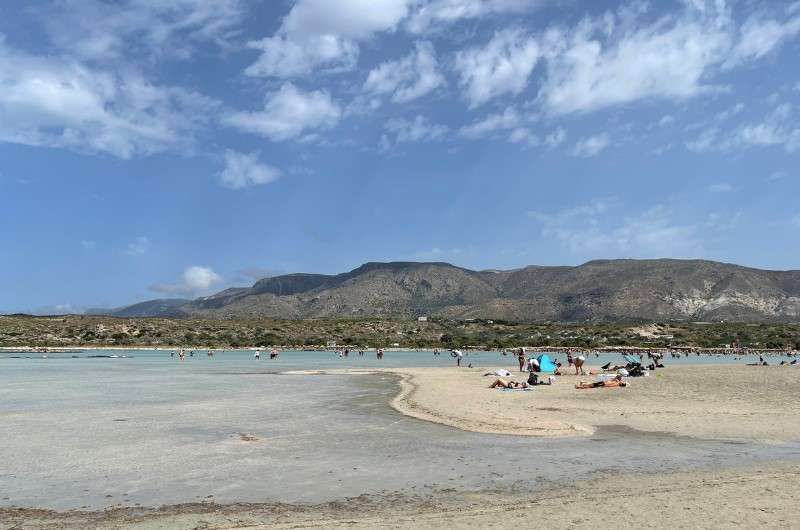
535 354 557 373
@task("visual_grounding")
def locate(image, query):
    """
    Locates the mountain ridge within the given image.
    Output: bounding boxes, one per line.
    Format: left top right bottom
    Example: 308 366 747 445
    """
93 259 800 322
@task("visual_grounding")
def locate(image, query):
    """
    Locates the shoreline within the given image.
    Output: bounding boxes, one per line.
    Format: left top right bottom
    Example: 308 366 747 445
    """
1 345 797 357
3 461 799 529
295 365 800 442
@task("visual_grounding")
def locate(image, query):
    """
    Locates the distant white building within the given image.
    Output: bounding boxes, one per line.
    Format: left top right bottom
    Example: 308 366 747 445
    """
417 316 428 322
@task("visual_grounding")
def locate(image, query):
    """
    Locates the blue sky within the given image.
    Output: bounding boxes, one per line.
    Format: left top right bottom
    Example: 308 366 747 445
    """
1 0 799 313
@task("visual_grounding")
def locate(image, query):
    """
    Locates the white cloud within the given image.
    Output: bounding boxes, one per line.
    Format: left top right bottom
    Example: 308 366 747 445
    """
223 83 341 141
508 127 540 147
570 134 610 157
659 115 675 127
150 266 223 296
538 4 732 115
245 0 412 78
715 102 744 121
245 34 359 78
544 127 566 148
530 199 703 258
184 266 223 291
125 236 151 256
364 41 445 103
454 27 540 107
218 150 281 189
458 107 541 146
407 0 549 33
42 0 245 61
384 115 448 144
726 12 800 66
708 183 733 193
458 106 520 138
687 104 800 153
0 40 217 158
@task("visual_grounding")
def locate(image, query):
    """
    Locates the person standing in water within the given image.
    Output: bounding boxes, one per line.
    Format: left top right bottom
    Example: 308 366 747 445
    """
377 348 384 360
254 350 261 360
517 348 526 372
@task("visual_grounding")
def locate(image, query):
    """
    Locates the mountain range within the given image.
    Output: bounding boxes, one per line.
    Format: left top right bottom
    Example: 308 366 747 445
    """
86 259 800 322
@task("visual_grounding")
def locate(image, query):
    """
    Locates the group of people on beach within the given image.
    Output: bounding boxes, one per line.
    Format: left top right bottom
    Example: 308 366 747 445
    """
483 348 645 391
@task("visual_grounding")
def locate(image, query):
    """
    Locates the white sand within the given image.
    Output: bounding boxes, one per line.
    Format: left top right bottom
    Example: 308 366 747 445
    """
388 364 800 442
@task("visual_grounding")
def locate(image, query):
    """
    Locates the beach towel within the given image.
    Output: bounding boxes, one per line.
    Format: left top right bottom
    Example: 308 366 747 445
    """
535 354 557 374
500 387 533 391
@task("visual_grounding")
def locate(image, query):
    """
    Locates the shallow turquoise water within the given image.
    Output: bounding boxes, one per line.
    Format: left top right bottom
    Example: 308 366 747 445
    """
0 347 779 370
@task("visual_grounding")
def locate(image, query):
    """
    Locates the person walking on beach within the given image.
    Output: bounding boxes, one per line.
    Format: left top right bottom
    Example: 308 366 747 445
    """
517 348 526 372
574 355 586 375
451 349 464 367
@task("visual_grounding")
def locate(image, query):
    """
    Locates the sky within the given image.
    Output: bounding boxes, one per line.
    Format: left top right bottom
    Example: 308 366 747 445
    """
1 0 799 313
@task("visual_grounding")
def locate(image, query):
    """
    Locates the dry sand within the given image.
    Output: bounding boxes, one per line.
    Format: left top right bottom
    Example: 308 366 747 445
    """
388 364 800 442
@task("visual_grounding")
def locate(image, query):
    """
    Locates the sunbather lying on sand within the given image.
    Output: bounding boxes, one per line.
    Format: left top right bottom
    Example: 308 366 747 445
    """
488 378 529 389
484 369 512 377
575 375 627 389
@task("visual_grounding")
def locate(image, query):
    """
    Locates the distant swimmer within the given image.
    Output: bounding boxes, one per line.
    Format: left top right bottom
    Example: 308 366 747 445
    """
170 351 175 358
178 349 185 361
189 351 194 357
270 348 278 359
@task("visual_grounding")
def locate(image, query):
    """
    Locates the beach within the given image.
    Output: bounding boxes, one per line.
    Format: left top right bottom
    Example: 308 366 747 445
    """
2 353 799 529
388 364 800 442
4 461 799 529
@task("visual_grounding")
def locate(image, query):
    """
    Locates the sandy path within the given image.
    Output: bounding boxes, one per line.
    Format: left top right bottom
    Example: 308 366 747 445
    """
386 364 800 442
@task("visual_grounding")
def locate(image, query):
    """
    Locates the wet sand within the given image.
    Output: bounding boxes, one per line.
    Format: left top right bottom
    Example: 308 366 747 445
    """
388 364 800 442
3 461 799 529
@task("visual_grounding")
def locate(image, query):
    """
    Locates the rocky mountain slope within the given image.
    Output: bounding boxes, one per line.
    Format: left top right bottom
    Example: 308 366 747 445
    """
98 259 800 322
